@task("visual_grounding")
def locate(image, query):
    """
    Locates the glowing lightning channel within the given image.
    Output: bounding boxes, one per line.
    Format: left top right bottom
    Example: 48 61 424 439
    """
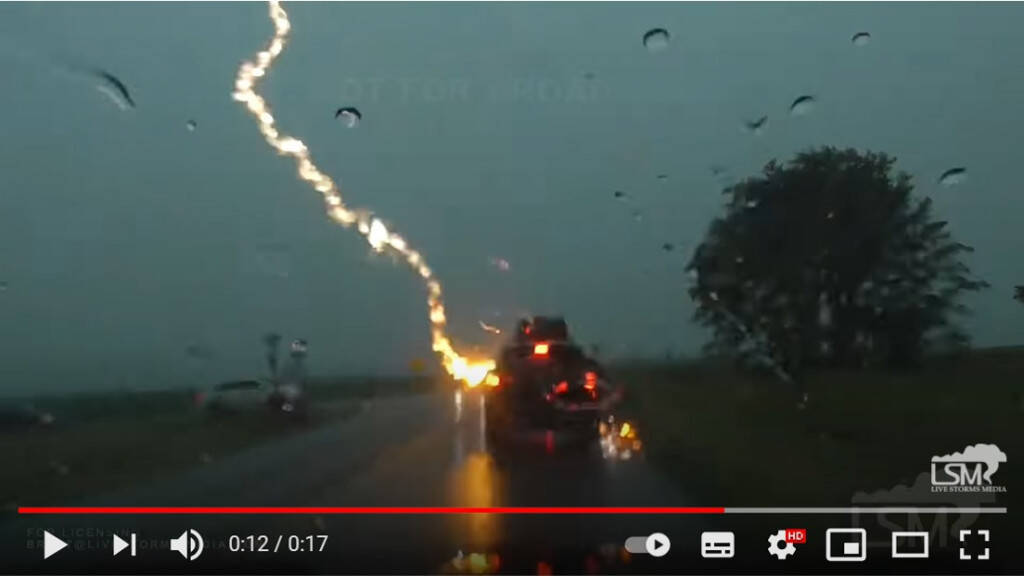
233 1 494 386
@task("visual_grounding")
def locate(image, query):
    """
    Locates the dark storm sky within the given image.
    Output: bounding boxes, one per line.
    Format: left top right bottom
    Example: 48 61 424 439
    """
0 2 1022 394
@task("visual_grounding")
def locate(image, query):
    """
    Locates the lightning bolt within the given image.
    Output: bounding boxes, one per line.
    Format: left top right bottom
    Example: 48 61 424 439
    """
233 1 494 386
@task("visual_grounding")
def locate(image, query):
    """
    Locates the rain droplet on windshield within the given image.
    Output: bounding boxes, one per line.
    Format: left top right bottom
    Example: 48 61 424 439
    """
479 320 501 335
185 344 215 361
613 190 627 200
939 167 968 187
186 119 197 132
0 281 7 292
335 107 362 128
642 28 670 53
789 95 817 116
489 257 511 272
743 115 768 134
656 174 669 181
632 210 644 222
91 69 136 110
852 32 871 47
662 243 674 252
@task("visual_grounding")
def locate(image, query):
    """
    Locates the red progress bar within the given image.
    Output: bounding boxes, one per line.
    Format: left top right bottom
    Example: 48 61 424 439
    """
19 506 724 515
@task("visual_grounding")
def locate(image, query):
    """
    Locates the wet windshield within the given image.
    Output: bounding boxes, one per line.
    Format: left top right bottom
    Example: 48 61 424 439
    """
0 2 1020 575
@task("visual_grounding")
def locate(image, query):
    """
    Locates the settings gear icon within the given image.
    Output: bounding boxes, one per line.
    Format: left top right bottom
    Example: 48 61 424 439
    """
767 530 797 560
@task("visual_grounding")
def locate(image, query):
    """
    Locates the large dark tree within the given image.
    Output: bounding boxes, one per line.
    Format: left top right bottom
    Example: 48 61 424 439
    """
687 147 987 381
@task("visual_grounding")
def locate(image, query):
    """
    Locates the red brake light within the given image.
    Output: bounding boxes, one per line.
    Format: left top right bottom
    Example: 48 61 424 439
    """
554 381 569 395
583 371 598 391
533 343 550 356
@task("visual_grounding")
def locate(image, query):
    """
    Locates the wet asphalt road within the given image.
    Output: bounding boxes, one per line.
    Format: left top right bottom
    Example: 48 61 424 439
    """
4 392 701 574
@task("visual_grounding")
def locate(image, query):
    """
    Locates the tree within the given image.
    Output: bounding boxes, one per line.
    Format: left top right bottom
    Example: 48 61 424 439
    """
687 147 987 381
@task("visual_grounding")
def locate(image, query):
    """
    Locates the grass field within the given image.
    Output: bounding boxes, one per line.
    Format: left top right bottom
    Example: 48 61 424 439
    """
0 376 434 508
614 347 1022 509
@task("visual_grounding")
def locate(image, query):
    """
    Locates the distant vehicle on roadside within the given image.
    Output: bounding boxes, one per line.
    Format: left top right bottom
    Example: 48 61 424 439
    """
0 404 54 432
196 379 306 417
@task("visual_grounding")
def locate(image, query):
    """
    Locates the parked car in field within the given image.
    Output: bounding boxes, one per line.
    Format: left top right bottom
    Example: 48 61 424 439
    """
195 379 306 416
0 403 54 432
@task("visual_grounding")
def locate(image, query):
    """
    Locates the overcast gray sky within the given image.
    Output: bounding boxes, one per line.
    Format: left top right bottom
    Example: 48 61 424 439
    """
1 2 1022 395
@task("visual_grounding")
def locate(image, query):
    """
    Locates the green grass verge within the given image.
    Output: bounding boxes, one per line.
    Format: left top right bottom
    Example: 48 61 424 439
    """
1 375 434 508
614 347 1022 508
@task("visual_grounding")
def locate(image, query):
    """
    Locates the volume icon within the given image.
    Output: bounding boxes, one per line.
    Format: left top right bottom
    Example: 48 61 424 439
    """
169 529 204 561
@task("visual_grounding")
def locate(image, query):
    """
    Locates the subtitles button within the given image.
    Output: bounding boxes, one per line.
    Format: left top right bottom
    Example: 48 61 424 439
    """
701 532 735 558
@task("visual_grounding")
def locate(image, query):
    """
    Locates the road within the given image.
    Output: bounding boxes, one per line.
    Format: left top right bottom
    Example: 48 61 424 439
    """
4 392 701 573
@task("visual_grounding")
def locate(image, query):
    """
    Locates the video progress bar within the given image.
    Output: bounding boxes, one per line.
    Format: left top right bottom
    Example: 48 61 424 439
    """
17 506 1007 515
726 507 1008 514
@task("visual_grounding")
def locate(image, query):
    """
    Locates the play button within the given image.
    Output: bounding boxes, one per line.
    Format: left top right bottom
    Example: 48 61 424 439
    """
43 531 68 559
645 532 671 557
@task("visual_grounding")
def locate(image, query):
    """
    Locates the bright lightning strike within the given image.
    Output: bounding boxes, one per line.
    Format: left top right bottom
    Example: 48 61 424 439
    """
233 1 494 386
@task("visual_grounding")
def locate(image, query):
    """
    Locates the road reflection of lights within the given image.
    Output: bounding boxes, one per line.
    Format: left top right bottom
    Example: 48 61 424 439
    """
454 389 466 463
454 427 465 465
448 453 502 551
598 416 643 461
446 550 501 575
478 394 487 454
454 389 463 423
